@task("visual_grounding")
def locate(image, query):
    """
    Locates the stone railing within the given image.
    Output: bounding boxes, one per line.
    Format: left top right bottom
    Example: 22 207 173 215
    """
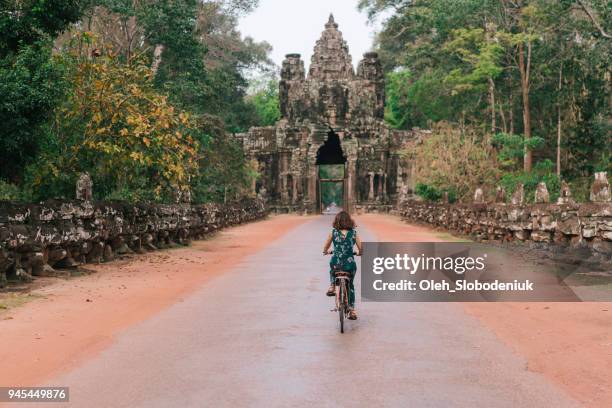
399 173 612 260
0 198 267 287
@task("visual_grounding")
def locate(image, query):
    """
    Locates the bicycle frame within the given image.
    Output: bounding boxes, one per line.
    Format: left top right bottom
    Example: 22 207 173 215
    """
335 273 350 309
326 251 358 333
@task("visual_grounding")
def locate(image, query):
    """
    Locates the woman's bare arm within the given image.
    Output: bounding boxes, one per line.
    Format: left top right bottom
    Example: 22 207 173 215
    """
322 233 333 254
355 232 363 255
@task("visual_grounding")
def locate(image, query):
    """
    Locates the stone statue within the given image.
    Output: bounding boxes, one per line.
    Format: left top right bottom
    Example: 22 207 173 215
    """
398 184 410 204
534 182 550 203
173 189 181 204
76 172 93 201
182 188 192 204
172 188 191 204
442 191 450 204
557 180 575 204
495 186 506 204
511 184 524 206
590 172 610 202
473 187 485 204
257 187 268 203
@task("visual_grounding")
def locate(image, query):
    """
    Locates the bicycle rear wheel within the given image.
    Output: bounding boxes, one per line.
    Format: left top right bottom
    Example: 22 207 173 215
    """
338 284 345 333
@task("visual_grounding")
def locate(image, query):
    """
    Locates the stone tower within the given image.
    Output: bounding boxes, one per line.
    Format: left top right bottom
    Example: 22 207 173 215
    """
308 14 354 80
279 14 385 128
236 15 419 214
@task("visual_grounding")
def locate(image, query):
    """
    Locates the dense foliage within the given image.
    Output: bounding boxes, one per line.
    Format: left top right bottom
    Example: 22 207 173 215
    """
0 0 86 182
2 1 608 205
407 123 500 201
362 0 611 201
26 37 199 202
246 77 281 126
0 0 275 203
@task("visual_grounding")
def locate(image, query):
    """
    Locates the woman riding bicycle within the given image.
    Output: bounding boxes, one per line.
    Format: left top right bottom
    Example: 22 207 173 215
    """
322 211 362 320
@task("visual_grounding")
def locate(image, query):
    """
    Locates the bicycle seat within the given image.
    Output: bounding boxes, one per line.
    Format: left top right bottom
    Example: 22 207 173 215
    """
334 271 351 278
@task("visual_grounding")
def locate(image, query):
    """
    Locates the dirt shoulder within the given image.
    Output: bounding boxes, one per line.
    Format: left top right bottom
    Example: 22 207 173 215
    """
0 215 310 387
358 213 612 408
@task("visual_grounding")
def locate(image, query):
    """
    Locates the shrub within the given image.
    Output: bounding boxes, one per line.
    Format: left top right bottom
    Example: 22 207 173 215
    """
415 183 458 203
499 160 560 203
407 122 499 201
0 180 23 201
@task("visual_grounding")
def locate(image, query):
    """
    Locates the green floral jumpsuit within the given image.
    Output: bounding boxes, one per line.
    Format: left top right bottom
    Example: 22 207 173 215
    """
329 228 357 308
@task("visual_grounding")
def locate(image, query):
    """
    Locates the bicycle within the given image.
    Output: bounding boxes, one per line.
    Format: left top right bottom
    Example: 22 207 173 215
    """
326 251 358 334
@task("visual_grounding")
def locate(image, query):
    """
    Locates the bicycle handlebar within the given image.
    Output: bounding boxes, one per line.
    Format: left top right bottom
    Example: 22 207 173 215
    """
325 251 360 256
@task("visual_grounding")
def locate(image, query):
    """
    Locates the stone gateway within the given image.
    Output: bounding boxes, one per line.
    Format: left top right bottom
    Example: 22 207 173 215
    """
237 15 422 214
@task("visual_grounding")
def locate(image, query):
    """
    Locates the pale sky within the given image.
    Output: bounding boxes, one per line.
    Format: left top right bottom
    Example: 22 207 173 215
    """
238 0 382 71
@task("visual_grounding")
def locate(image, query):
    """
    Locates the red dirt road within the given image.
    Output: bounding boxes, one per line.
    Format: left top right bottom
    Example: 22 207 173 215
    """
358 213 612 408
463 302 612 406
0 215 309 387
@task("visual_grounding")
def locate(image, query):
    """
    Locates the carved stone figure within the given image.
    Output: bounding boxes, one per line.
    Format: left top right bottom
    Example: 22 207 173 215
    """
495 186 506 204
398 184 410 204
76 172 93 201
257 187 268 203
473 187 485 204
534 182 550 203
557 180 575 204
182 188 192 204
442 191 450 204
511 184 525 206
590 172 611 202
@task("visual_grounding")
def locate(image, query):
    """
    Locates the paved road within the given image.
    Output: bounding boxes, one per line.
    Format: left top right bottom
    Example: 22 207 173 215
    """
42 216 577 407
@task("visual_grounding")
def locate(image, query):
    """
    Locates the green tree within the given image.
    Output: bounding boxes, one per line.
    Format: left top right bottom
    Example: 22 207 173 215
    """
26 38 199 202
190 115 256 203
361 0 611 183
0 0 87 53
80 0 271 132
62 0 271 200
0 42 67 182
246 78 280 126
0 0 88 182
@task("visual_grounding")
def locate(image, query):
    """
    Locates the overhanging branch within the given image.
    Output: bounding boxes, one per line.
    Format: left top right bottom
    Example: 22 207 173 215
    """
576 0 611 39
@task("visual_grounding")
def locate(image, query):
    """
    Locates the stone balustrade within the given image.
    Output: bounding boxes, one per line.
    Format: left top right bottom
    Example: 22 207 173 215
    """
399 174 612 261
0 199 267 288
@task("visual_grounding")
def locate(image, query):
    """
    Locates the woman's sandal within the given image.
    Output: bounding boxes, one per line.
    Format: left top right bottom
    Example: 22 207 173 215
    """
348 310 358 320
326 285 335 296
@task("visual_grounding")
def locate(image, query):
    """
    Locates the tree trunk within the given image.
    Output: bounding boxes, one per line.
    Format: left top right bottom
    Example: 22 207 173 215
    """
485 20 496 134
499 101 507 133
509 91 514 134
518 41 532 172
489 78 496 134
557 66 563 177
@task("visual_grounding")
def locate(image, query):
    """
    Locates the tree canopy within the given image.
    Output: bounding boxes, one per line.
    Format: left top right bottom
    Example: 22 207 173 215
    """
1 0 276 202
363 0 611 200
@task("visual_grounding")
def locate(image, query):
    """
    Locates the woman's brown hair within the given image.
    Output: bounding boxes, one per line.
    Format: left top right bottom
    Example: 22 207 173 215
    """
333 211 355 230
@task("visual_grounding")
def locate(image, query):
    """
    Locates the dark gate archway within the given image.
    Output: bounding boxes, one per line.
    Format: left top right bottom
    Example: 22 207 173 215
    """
316 130 347 213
